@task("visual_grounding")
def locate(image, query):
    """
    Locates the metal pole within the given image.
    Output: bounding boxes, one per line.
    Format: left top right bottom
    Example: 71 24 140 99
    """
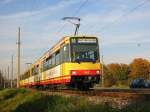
11 55 13 88
0 69 1 88
4 69 6 88
7 66 9 88
17 27 21 88
1 69 3 88
101 55 104 87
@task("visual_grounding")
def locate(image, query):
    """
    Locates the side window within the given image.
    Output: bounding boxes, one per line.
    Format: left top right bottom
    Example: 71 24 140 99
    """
60 47 64 63
45 58 48 70
63 44 70 62
31 68 34 76
52 54 55 66
23 71 30 79
33 65 39 75
43 60 46 71
42 56 52 72
60 44 70 63
41 46 67 71
48 56 52 68
55 50 60 65
36 65 39 74
27 71 30 77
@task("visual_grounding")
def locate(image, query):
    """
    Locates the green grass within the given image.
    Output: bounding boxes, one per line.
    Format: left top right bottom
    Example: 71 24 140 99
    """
46 96 118 112
0 88 149 112
121 95 150 112
0 88 36 112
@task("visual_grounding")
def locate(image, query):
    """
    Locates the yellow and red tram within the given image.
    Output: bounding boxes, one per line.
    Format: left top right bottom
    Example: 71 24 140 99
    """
20 36 101 90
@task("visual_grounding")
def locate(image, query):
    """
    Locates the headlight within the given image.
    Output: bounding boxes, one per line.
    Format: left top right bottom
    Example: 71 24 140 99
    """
72 71 77 75
96 70 100 74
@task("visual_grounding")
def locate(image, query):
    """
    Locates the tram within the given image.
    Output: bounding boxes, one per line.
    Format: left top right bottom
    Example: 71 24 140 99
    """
20 36 101 90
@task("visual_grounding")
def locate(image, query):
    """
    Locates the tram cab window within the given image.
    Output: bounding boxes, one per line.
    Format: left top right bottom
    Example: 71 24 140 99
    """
71 37 99 63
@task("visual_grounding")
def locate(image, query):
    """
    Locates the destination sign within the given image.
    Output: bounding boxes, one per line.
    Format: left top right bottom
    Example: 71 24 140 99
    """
78 38 97 43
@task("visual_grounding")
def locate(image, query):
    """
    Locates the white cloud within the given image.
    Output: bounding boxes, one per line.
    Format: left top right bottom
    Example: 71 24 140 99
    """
104 50 150 65
0 0 81 20
101 32 150 46
80 3 150 34
1 0 16 4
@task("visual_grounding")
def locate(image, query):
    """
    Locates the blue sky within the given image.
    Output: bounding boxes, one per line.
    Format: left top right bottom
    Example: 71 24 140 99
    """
0 0 150 76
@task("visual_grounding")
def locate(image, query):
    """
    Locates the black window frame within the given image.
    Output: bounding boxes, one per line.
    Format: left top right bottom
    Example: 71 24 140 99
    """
42 43 71 72
55 50 60 65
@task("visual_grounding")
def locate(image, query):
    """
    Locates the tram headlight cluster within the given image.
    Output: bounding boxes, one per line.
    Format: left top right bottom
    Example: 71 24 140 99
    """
72 71 77 75
96 70 100 74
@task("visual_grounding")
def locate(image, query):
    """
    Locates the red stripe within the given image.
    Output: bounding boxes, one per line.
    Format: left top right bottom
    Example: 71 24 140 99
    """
22 77 71 87
71 69 100 76
40 78 70 85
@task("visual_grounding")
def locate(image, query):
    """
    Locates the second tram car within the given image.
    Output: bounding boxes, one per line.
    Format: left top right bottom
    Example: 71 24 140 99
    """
20 36 101 90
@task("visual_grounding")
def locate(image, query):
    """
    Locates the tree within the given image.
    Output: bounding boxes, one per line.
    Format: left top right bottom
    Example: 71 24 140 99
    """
0 70 4 88
103 65 116 87
129 58 150 79
119 64 130 80
107 63 120 82
103 63 129 87
107 63 129 81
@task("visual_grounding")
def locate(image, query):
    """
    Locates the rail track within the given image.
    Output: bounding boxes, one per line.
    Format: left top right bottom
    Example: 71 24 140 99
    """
41 88 150 97
39 88 150 108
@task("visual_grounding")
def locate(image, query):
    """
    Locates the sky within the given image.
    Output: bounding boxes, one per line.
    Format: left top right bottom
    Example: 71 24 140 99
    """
0 0 150 77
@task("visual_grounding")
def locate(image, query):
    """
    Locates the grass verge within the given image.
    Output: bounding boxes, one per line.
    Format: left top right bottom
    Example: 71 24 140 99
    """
0 88 149 112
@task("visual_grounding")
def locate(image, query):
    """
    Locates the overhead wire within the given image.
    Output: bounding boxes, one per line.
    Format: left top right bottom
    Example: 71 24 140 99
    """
88 0 150 35
73 0 88 17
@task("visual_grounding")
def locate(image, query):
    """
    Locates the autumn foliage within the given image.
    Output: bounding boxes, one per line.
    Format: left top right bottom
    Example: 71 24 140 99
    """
103 63 129 87
103 58 150 87
129 58 150 79
107 63 129 80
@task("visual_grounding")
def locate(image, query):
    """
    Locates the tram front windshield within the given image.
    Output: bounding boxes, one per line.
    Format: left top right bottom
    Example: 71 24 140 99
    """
71 37 99 63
